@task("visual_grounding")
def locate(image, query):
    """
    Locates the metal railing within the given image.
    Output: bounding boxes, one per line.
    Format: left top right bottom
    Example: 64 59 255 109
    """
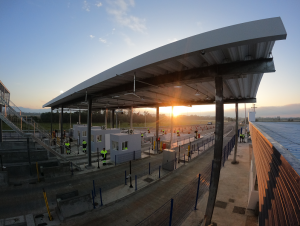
0 96 82 170
136 134 237 226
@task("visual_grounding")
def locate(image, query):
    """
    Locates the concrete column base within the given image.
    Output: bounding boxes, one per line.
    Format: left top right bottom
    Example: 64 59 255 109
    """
85 165 95 170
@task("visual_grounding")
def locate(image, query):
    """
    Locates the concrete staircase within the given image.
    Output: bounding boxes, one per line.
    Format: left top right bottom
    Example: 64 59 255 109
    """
0 98 82 171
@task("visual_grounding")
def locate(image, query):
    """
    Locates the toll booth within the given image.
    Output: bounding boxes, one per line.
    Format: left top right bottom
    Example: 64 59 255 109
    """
91 128 121 152
73 125 120 152
110 133 141 164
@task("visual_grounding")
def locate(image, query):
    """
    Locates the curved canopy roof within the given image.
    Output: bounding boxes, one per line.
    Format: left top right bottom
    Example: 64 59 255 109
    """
43 17 286 110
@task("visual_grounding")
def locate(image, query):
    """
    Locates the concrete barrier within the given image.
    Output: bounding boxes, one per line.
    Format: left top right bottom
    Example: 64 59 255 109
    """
56 193 93 220
0 150 49 163
56 190 79 202
5 160 59 177
43 161 70 179
0 171 8 187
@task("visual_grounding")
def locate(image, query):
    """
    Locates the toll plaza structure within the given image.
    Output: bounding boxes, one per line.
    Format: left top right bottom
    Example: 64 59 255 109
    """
42 17 287 225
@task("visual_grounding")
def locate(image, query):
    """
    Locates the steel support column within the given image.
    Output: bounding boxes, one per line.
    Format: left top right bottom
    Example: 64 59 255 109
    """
112 109 115 128
170 106 174 149
204 76 224 226
0 103 2 143
156 106 159 152
105 109 108 129
110 110 112 129
79 109 81 124
60 107 64 154
70 108 71 129
87 96 93 167
130 106 133 130
232 103 238 164
50 108 53 136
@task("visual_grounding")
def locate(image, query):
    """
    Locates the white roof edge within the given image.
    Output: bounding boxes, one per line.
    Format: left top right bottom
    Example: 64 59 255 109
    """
43 17 287 108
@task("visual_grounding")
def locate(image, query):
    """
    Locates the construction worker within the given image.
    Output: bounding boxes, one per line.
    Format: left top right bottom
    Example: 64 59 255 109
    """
101 148 107 165
148 128 150 133
242 133 245 143
52 131 55 139
65 140 70 154
177 130 179 137
195 130 198 139
240 133 243 143
63 130 66 139
82 139 87 153
162 129 165 135
141 133 144 138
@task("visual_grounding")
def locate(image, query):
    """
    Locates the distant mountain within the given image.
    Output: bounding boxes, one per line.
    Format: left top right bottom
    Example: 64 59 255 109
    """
15 103 300 117
17 107 51 114
177 103 300 118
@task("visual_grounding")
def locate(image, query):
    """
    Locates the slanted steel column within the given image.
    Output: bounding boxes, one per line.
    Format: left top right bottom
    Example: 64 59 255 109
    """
60 106 64 154
112 109 115 128
0 103 2 143
170 106 174 149
87 96 93 167
130 106 133 130
156 106 159 152
232 103 238 164
204 76 224 226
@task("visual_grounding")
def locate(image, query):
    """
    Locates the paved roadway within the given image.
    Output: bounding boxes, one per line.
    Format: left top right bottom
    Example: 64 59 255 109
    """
0 123 233 219
64 127 235 226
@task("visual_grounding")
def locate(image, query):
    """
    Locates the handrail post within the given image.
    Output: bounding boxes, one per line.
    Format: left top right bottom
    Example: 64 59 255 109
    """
194 174 201 210
169 198 174 226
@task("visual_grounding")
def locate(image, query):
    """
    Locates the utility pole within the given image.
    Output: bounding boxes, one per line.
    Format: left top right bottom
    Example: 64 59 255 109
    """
251 104 258 112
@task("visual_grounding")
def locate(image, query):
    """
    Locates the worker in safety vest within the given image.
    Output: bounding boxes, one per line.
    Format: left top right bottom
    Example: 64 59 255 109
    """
240 133 243 143
148 128 150 133
242 134 245 143
141 133 144 138
101 148 107 165
177 130 179 136
82 140 87 153
162 129 165 135
65 141 70 154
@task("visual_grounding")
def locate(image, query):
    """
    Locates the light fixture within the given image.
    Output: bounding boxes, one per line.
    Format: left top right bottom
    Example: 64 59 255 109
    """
112 95 120 98
174 85 182 88
195 91 201 96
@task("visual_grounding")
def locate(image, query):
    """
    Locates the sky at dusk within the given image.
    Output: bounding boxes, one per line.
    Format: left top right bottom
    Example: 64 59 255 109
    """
1 0 300 116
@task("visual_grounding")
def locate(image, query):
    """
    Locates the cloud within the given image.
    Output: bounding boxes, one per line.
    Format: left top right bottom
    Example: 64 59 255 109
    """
106 0 146 33
99 38 107 43
168 38 178 43
83 0 90 11
121 33 134 46
96 2 102 7
90 35 95 39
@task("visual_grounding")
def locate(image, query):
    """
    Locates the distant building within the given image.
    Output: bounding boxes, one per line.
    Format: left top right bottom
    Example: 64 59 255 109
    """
248 112 256 122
